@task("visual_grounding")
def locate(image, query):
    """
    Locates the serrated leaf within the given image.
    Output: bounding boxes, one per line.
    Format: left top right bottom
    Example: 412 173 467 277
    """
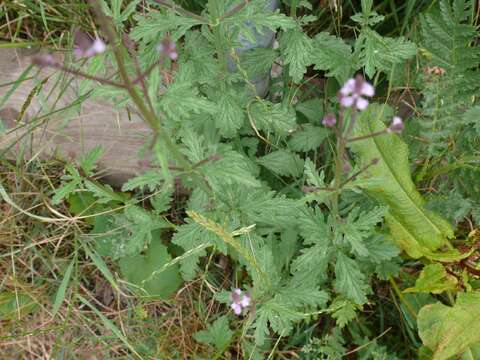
258 150 304 177
52 179 82 205
340 207 387 257
122 170 163 192
85 180 128 204
250 100 296 136
312 32 353 82
131 12 204 42
330 297 358 328
334 252 368 305
288 124 328 152
350 104 456 260
418 292 480 360
79 145 104 175
158 82 216 120
404 263 458 294
240 47 279 78
215 92 244 138
280 28 314 82
194 316 234 351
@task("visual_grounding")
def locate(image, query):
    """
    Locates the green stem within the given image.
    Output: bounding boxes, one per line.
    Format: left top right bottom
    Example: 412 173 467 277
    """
389 276 417 320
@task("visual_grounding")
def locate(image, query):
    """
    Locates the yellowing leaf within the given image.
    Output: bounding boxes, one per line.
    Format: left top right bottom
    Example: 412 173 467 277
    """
404 263 457 294
418 292 480 360
350 104 457 260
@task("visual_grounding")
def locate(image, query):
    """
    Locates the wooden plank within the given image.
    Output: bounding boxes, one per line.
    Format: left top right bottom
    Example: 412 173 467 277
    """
0 48 153 185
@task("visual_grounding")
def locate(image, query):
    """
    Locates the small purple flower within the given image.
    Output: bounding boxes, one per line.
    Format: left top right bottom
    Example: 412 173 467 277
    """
32 53 56 68
73 29 106 58
230 288 251 315
157 38 178 61
387 116 404 134
339 75 374 111
322 113 337 127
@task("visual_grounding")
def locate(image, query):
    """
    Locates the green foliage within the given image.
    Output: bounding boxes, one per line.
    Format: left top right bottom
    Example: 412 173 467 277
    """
118 239 182 299
194 316 234 351
418 292 480 360
350 104 456 260
404 263 458 294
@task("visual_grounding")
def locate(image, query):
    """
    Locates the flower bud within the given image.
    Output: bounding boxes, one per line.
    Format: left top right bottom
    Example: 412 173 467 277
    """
387 116 404 134
322 113 337 127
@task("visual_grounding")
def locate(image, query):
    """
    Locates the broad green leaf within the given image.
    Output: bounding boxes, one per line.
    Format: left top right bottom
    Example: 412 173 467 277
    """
404 263 458 294
194 316 234 351
418 292 480 360
350 104 456 259
288 124 328 152
119 239 182 299
240 47 279 78
257 150 304 178
295 99 323 123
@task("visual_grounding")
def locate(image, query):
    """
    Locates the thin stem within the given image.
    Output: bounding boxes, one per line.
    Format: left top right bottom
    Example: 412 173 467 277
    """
220 0 250 21
89 0 212 195
154 0 206 22
389 276 417 320
47 62 125 88
340 158 379 187
347 129 388 143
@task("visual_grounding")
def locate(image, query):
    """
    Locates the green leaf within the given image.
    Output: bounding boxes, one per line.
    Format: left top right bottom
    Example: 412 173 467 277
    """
131 12 204 42
84 180 128 204
52 179 82 205
257 150 304 178
350 104 456 259
280 28 314 83
215 91 244 138
418 292 480 360
93 207 167 259
194 316 234 351
334 252 369 305
404 263 458 294
340 207 387 257
0 292 37 320
240 47 279 78
356 30 416 78
118 239 182 299
52 257 75 317
250 100 297 136
122 171 163 192
295 99 323 123
158 82 216 120
79 145 104 175
329 297 358 328
288 124 328 152
312 32 353 83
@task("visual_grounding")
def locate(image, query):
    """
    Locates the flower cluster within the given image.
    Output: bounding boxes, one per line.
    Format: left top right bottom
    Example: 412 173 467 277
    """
73 30 106 58
339 75 374 110
230 288 251 315
157 38 178 61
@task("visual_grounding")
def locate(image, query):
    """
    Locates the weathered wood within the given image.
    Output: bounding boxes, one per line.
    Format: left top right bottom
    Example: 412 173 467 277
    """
0 48 152 185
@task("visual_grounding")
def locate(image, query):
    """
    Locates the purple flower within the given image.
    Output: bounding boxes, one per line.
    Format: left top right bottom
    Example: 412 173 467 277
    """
73 29 106 58
387 116 404 134
157 38 178 61
339 75 374 111
322 113 337 127
230 288 251 315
